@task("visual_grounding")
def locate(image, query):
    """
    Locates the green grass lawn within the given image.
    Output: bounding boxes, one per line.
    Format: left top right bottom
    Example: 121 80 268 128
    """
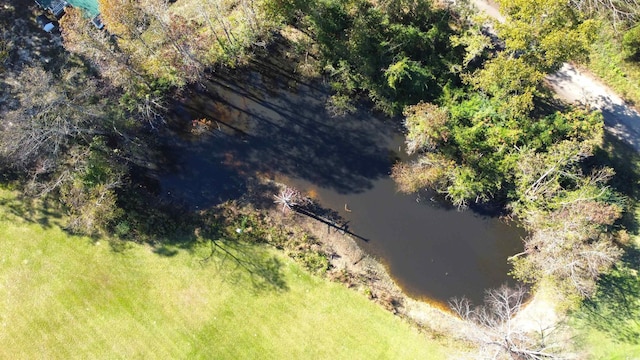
573 135 640 359
0 189 459 359
572 317 640 359
569 264 640 359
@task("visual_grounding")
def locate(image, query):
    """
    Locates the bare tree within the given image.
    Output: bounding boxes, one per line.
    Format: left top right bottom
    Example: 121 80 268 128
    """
450 285 564 359
510 138 624 299
0 66 103 171
60 6 146 89
512 199 623 299
570 0 640 27
273 186 311 212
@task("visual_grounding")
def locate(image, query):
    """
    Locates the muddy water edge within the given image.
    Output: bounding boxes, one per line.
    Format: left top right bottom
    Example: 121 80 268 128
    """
159 58 525 305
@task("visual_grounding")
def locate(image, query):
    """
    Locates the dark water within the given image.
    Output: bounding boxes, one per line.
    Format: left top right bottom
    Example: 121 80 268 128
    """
280 175 523 304
160 61 524 304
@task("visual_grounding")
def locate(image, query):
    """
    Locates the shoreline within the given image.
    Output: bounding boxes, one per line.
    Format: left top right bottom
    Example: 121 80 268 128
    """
236 178 483 343
232 177 559 348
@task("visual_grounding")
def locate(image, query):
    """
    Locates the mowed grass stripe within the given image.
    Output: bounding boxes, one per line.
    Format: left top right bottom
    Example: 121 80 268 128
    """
0 190 459 359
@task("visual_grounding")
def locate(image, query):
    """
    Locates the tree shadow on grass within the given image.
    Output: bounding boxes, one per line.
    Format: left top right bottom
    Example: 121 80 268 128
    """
152 245 179 257
575 248 640 344
587 132 640 234
108 178 289 293
0 191 64 229
199 238 288 293
110 213 289 293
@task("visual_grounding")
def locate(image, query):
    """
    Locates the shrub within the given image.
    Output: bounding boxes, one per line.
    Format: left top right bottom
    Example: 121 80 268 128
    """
623 26 640 60
295 250 329 275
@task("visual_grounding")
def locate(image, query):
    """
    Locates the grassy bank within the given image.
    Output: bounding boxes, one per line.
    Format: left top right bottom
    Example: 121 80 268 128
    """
583 22 640 108
0 189 461 359
569 262 640 359
569 135 640 358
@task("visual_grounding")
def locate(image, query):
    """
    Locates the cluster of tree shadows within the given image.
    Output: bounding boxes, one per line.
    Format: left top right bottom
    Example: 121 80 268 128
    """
578 246 640 344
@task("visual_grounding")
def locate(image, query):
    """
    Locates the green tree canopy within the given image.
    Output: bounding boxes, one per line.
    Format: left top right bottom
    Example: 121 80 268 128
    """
301 0 460 115
393 92 604 208
497 0 598 72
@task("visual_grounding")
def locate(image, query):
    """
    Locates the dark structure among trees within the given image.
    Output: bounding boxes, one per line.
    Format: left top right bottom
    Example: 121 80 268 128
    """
37 0 104 30
90 14 104 30
35 0 69 18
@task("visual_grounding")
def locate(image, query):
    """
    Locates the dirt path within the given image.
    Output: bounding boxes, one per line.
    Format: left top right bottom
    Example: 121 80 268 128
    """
547 64 640 150
469 0 640 152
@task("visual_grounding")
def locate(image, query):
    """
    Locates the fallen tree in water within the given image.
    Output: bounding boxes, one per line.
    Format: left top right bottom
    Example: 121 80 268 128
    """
273 186 369 242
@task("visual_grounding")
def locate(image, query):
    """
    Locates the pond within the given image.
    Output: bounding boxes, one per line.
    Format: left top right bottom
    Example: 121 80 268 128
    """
159 58 524 305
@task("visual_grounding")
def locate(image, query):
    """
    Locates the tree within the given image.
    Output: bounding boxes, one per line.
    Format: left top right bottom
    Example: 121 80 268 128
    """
0 66 103 171
98 0 149 40
392 100 496 208
139 1 207 83
393 94 604 208
392 153 456 193
402 102 450 154
570 0 640 26
623 25 640 60
303 0 458 115
511 202 623 299
496 0 598 72
93 0 278 86
97 0 182 84
450 26 494 69
466 53 544 118
0 62 128 235
59 139 125 236
0 39 7 73
60 7 142 89
61 7 170 127
510 140 624 299
450 284 566 359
